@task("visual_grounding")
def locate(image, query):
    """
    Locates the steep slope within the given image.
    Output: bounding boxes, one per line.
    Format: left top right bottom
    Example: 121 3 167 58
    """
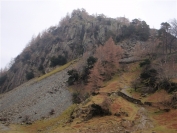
1 62 176 133
0 61 74 124
0 9 150 93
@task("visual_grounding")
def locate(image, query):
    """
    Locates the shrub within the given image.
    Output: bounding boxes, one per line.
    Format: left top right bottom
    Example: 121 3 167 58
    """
38 64 44 71
50 55 67 67
49 109 55 115
22 53 31 62
139 59 150 67
87 56 97 69
50 56 58 67
26 71 34 80
72 92 81 104
0 75 7 86
67 69 79 85
22 115 32 125
72 92 90 104
40 57 45 63
91 103 111 117
159 80 177 93
80 56 97 83
140 68 157 86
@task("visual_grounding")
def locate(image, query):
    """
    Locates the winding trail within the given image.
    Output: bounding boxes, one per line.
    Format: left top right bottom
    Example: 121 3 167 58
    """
120 85 154 131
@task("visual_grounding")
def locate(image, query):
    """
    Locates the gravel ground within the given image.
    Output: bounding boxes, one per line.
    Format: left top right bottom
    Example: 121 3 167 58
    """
0 66 73 124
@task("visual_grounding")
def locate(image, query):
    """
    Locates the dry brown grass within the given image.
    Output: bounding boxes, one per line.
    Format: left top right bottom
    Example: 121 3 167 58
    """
3 62 177 133
145 89 171 103
151 109 177 133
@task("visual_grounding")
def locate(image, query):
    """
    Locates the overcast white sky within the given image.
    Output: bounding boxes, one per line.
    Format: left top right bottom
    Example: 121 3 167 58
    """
0 0 177 69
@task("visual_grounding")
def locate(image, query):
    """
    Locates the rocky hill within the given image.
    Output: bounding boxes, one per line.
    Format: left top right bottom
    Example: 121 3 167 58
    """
0 9 150 93
1 61 177 133
1 8 177 133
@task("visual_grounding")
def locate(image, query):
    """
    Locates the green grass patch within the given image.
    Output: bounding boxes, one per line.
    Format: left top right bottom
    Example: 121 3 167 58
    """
127 88 134 93
37 60 77 81
153 110 166 115
57 104 77 124
153 125 177 133
20 104 77 133
103 73 120 86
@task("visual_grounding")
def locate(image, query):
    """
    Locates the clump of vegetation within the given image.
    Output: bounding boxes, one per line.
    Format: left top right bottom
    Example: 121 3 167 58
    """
67 56 97 85
140 68 158 89
72 92 89 104
38 64 44 71
26 71 34 80
68 38 123 94
49 109 55 115
118 19 150 42
86 38 123 91
50 55 67 67
22 115 32 125
139 59 151 67
90 104 111 117
159 80 177 93
72 92 81 104
22 53 31 63
38 64 45 74
67 69 79 85
0 74 7 86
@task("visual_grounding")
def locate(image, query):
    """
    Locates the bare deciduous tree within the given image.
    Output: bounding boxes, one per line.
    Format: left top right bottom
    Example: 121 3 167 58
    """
156 55 177 83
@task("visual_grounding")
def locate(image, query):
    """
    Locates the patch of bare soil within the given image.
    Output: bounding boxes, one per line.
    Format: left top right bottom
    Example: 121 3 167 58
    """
133 107 154 131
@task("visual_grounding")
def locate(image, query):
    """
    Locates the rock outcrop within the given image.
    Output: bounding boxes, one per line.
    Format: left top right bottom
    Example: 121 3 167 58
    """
0 9 149 93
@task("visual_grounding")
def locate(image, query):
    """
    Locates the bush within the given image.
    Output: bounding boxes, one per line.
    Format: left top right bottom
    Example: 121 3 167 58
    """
67 57 97 86
87 56 97 69
72 92 81 104
0 75 7 86
67 69 79 85
140 68 157 86
22 53 31 62
49 109 55 115
26 71 34 80
72 92 90 104
22 115 32 125
139 59 150 67
91 103 111 117
50 55 67 67
38 64 44 71
159 80 177 93
80 56 97 83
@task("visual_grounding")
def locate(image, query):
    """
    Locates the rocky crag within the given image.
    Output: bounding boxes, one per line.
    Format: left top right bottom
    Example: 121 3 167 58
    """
0 9 150 93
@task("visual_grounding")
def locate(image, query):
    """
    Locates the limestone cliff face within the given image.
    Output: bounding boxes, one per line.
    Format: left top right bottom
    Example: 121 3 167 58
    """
0 9 134 93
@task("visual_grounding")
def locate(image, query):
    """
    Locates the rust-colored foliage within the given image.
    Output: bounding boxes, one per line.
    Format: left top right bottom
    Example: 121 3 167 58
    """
87 37 123 91
87 60 103 91
95 37 123 80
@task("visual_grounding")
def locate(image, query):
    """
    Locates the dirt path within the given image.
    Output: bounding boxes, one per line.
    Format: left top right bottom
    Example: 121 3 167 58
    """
133 107 154 131
120 85 154 132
